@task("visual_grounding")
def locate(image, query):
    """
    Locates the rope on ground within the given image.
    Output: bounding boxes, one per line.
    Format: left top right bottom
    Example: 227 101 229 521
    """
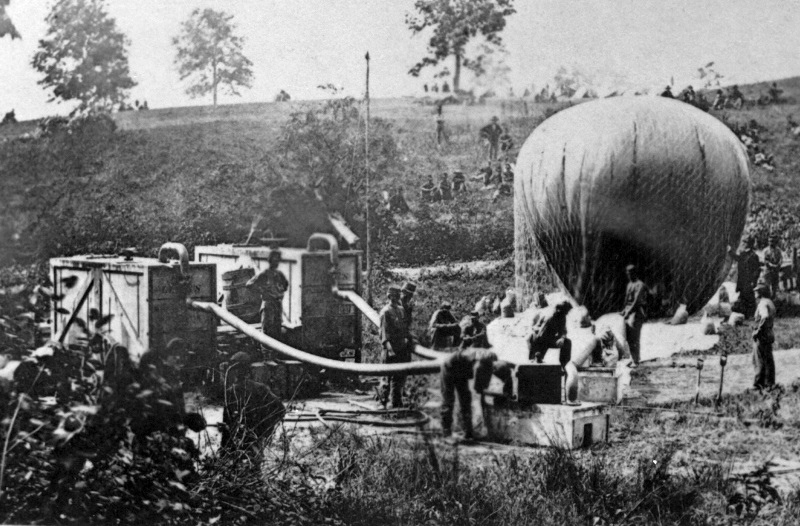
283 408 430 427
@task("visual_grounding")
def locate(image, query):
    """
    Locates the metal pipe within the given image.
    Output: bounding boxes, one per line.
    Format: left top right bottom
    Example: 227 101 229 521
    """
158 242 190 277
189 300 443 375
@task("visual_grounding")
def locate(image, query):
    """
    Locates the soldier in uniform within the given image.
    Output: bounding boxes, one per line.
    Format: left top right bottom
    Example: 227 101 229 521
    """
421 175 435 202
528 300 573 366
621 264 647 367
438 173 453 201
499 127 514 162
428 302 461 349
763 234 783 298
461 311 490 349
661 86 674 98
479 116 503 162
729 238 761 318
752 282 776 390
379 286 413 408
440 347 513 440
246 250 289 358
452 170 466 192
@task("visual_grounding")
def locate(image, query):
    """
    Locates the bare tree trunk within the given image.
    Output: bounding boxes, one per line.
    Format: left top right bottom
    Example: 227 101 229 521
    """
454 52 461 93
212 60 218 107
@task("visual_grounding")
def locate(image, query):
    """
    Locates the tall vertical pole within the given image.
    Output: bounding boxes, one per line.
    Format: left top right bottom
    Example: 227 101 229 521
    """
364 52 372 305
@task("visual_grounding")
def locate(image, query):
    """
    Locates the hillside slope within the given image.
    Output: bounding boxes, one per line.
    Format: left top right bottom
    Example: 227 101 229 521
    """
1 78 799 268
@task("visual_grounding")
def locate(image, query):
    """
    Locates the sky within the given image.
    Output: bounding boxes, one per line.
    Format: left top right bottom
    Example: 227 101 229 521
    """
2 0 800 120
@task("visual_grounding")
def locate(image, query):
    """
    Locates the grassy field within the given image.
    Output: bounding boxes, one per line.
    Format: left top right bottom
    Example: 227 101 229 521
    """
3 77 800 524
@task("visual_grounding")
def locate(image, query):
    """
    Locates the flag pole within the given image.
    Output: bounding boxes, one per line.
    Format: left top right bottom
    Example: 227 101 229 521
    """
364 51 372 305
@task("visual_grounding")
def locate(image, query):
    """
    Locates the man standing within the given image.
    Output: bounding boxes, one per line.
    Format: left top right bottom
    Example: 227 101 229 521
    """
621 264 647 367
435 104 445 144
246 250 289 356
752 282 776 390
528 300 572 366
438 173 453 201
499 127 514 162
763 235 783 298
428 302 461 349
400 282 417 327
440 347 512 440
480 116 503 162
729 238 761 318
461 311 490 349
379 286 412 408
421 175 435 203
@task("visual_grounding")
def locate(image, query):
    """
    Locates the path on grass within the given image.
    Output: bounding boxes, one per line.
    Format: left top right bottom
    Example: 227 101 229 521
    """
630 348 800 405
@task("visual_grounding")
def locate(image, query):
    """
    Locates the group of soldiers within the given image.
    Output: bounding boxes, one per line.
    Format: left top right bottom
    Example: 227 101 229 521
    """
661 84 746 111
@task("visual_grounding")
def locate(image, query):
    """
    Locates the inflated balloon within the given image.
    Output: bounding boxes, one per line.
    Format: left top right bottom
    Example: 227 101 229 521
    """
515 97 750 317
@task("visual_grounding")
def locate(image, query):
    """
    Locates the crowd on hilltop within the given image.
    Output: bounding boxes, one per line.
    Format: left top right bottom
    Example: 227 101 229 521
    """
385 114 518 215
117 99 149 112
661 81 787 112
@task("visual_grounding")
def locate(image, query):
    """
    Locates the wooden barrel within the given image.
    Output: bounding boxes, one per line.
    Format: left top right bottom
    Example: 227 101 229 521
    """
222 268 261 323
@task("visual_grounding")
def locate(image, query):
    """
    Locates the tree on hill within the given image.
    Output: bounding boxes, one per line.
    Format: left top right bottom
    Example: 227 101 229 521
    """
32 0 135 113
1 0 21 39
406 0 516 93
172 8 253 107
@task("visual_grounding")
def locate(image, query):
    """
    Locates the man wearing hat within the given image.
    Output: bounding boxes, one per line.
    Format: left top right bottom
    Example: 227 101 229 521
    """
752 281 776 390
527 300 573 366
621 264 647 367
246 250 289 354
729 238 761 318
400 281 417 328
440 347 513 440
421 175 436 203
461 311 490 349
452 170 466 192
379 285 413 408
660 85 674 99
428 302 461 349
479 116 503 162
764 235 783 298
588 327 620 368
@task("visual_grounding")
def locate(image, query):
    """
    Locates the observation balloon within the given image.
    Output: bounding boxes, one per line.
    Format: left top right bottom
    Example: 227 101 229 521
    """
515 97 750 317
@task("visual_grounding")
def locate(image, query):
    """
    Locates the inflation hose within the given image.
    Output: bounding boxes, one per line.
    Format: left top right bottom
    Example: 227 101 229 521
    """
189 300 444 376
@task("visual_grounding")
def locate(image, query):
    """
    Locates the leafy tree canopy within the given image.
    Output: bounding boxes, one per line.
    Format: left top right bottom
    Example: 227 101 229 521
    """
31 0 135 113
406 0 516 91
172 8 254 107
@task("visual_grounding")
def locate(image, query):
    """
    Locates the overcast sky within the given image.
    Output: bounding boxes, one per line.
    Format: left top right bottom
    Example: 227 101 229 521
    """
2 0 800 120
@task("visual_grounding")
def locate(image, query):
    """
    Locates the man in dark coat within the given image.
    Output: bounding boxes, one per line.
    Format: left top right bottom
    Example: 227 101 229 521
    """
440 347 513 440
439 173 453 201
752 281 776 390
246 250 288 342
661 86 674 98
528 300 573 366
480 116 503 161
421 175 435 202
621 264 647 366
729 237 761 318
452 170 466 192
378 285 413 408
428 302 461 349
461 311 490 349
